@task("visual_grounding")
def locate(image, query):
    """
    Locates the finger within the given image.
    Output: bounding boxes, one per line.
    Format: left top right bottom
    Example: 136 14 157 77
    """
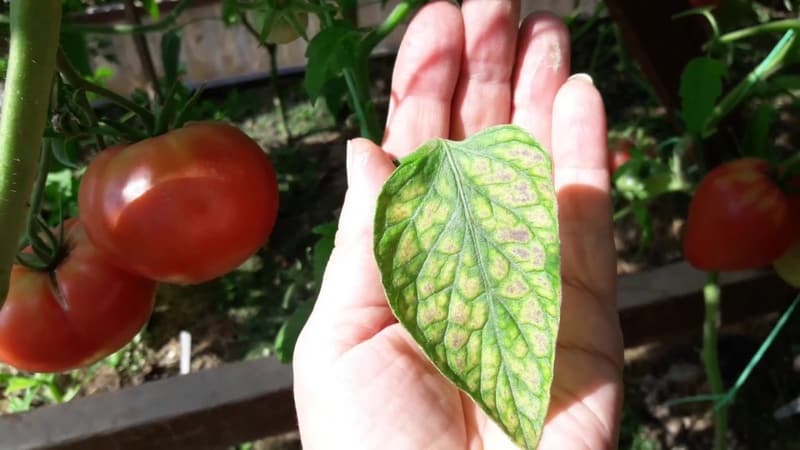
551 76 616 307
511 12 571 152
382 1 464 159
301 139 398 357
450 0 521 139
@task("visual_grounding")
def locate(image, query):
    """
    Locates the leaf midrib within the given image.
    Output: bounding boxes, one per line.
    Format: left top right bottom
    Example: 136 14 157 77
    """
442 143 530 448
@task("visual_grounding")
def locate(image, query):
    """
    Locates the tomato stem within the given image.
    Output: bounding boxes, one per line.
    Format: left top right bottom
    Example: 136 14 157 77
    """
717 18 800 44
315 0 382 143
56 48 156 130
362 0 426 53
704 28 796 135
701 272 728 450
122 0 163 103
0 0 63 305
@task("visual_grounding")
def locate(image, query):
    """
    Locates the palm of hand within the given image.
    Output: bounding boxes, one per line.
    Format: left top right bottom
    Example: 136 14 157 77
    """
294 1 624 449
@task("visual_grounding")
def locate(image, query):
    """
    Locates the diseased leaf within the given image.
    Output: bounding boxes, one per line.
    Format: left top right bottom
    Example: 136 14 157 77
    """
374 124 561 449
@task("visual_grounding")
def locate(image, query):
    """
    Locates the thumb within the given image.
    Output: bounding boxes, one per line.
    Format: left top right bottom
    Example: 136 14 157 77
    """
299 138 397 357
334 138 396 250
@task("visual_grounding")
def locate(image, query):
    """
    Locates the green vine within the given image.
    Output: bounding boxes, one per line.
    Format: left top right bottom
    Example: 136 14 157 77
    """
0 0 63 304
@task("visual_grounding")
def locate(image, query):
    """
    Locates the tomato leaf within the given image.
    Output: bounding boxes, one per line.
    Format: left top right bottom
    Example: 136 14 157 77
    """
679 57 728 135
304 24 362 101
4 376 41 395
374 124 561 449
742 104 776 160
60 32 93 77
161 29 183 89
274 300 314 363
311 221 337 286
142 0 160 20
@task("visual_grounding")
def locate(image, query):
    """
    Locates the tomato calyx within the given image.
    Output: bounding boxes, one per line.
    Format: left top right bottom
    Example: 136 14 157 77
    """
15 217 70 274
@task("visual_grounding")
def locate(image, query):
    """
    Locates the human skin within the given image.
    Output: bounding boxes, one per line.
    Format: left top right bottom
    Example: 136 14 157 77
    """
293 1 624 448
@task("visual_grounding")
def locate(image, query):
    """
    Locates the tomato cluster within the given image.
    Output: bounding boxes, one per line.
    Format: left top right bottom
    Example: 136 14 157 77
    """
0 122 280 373
683 157 800 273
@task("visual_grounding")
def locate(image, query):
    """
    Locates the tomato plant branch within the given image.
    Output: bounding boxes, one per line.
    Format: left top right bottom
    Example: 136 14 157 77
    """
316 0 381 142
56 49 156 130
362 0 426 53
701 272 728 450
704 28 796 135
718 18 800 44
0 0 62 304
123 0 163 102
239 13 293 143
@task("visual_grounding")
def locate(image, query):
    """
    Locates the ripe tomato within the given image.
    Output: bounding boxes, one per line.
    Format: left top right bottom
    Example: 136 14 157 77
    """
608 139 633 173
683 158 799 271
78 122 280 285
0 220 156 373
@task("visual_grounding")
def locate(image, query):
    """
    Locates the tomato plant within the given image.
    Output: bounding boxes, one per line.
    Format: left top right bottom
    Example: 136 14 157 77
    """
683 158 799 272
78 122 280 285
608 138 633 173
0 220 156 373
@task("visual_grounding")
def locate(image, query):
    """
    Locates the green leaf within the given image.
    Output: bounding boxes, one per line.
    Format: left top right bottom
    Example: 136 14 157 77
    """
311 221 337 285
679 57 728 135
304 24 362 101
60 32 93 77
4 376 41 395
374 124 561 449
161 30 183 89
742 104 776 160
141 0 160 19
274 300 315 364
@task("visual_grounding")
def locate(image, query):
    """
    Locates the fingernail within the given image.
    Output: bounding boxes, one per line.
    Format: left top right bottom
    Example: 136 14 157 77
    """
346 139 370 187
567 73 594 85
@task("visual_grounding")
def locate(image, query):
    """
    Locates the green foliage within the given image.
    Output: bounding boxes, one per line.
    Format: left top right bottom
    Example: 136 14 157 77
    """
304 24 362 101
374 125 561 448
680 57 728 136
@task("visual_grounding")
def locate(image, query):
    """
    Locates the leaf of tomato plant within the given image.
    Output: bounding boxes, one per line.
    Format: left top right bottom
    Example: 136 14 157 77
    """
274 300 314 363
60 32 93 77
742 103 776 160
143 0 160 20
374 124 561 449
680 57 728 135
161 29 183 89
304 24 362 101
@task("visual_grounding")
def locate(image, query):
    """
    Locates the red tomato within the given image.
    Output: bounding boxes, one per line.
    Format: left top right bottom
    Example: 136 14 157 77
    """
683 158 799 271
608 139 633 173
0 220 156 373
78 122 280 285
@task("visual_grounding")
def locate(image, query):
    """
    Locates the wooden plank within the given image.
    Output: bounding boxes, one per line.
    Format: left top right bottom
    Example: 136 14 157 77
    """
618 262 797 347
0 261 795 450
0 357 294 450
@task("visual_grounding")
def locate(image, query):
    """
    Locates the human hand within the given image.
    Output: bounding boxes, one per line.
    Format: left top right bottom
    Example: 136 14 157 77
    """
293 1 624 448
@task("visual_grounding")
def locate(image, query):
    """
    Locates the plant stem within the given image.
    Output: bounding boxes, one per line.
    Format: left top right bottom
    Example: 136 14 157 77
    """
316 0 383 143
702 272 728 450
362 0 425 53
0 0 62 304
123 0 163 102
704 28 796 134
56 49 156 129
267 44 293 144
718 18 800 44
